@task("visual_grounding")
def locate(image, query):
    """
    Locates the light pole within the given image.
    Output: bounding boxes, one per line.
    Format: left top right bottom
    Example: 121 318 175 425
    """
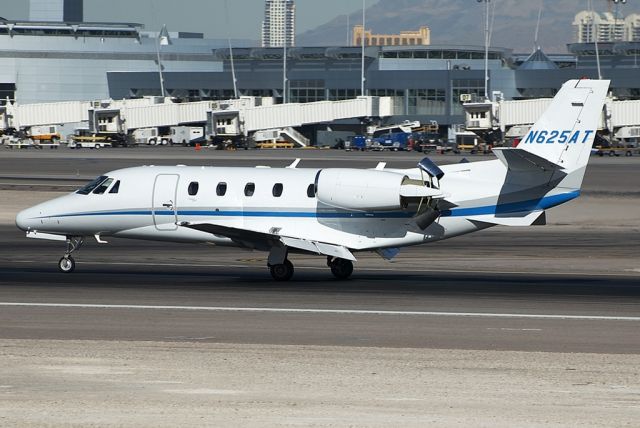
156 24 170 97
361 0 366 96
283 1 290 104
477 0 490 99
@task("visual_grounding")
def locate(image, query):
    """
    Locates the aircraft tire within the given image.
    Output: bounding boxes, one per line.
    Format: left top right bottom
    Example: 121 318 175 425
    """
270 259 294 281
330 259 353 280
58 256 75 273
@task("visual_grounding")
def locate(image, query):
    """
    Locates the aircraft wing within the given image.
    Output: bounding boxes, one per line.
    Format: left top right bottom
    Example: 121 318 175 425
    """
181 221 356 261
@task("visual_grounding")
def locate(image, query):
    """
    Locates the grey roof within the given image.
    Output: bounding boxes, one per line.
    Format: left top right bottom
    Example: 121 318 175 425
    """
519 48 559 70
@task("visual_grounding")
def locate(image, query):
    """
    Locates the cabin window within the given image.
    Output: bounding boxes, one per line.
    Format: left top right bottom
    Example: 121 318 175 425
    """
109 180 120 194
244 183 255 197
92 178 114 195
216 182 227 196
272 183 283 197
76 175 108 195
306 184 315 198
188 182 199 196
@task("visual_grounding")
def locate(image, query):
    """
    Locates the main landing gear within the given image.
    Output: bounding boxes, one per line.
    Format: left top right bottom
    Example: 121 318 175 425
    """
327 257 353 280
58 236 84 273
267 247 354 281
269 259 294 281
268 257 354 281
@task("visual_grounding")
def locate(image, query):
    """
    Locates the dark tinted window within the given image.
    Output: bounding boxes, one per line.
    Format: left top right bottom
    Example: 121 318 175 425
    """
216 182 227 196
109 180 120 194
76 175 108 195
188 182 199 196
244 183 255 197
307 184 315 198
272 183 283 197
93 178 114 195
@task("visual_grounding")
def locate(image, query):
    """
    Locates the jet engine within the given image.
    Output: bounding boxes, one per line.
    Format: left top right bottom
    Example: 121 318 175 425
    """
315 168 442 212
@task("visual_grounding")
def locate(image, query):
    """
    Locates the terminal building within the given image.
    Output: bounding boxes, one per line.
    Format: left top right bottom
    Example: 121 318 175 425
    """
1 1 640 130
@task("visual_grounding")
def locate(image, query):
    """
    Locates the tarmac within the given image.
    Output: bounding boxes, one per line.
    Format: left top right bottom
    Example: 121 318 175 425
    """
0 148 638 427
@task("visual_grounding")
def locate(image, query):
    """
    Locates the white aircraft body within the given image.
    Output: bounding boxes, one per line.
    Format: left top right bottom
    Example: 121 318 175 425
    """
16 79 609 280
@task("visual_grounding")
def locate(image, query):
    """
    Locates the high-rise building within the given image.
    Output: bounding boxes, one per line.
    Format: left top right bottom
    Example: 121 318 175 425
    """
353 25 430 46
261 0 295 48
29 0 83 22
573 11 640 42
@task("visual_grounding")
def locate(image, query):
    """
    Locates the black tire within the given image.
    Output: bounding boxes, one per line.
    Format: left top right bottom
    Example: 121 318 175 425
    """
182 140 188 147
609 150 615 157
330 259 353 280
626 150 632 157
269 259 294 281
58 256 75 273
149 138 156 145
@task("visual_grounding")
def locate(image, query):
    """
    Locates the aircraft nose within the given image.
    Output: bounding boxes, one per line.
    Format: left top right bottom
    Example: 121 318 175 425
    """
15 207 36 231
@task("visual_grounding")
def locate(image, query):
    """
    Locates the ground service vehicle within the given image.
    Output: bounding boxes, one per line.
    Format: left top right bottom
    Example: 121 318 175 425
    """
170 126 205 146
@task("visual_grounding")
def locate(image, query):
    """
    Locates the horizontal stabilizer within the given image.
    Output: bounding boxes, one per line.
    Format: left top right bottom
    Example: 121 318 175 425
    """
492 148 564 173
467 210 546 227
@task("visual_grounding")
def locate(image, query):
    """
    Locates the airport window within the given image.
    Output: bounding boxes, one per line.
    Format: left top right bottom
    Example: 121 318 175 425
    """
329 89 359 101
77 175 108 195
216 182 227 196
306 184 315 198
109 180 120 194
245 183 255 197
408 88 446 115
93 178 114 195
188 182 199 196
290 79 325 103
452 79 484 115
272 183 284 197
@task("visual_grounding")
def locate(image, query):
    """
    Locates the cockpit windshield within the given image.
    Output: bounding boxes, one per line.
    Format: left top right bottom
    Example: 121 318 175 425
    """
76 176 108 195
92 178 114 195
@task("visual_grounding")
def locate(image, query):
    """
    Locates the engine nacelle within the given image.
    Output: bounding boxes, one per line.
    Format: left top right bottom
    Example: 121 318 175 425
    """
315 169 407 211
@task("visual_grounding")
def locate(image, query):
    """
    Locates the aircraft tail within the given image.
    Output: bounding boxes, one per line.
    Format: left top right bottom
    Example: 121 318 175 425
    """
493 79 609 188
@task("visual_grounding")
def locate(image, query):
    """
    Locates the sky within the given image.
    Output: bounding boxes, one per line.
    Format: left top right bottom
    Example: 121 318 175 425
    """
1 0 377 40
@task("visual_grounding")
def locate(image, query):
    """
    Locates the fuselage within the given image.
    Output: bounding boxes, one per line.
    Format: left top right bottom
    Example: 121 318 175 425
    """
15 158 578 253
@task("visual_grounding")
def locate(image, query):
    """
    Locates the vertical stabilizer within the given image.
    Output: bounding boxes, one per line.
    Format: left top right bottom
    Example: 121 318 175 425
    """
518 79 609 173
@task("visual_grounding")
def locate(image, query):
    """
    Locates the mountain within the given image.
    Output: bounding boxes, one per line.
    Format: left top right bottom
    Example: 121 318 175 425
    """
297 0 640 53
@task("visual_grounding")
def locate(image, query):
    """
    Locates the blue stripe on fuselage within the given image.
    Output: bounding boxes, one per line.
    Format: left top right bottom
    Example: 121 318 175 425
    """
40 191 580 220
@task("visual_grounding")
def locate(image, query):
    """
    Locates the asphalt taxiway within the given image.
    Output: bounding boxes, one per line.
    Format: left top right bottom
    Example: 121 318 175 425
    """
1 148 639 426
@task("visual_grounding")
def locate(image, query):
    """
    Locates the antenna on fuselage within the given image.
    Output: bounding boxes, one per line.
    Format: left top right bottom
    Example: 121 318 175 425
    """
286 158 301 168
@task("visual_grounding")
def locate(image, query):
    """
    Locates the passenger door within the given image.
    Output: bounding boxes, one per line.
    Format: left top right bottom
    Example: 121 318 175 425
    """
152 174 179 230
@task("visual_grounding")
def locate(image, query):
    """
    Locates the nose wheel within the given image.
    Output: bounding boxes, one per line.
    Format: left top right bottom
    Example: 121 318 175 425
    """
269 259 294 281
328 257 353 280
58 256 76 273
58 236 84 273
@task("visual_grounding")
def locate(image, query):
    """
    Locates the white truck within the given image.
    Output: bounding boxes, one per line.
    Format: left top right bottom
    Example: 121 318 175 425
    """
170 126 205 146
133 127 170 145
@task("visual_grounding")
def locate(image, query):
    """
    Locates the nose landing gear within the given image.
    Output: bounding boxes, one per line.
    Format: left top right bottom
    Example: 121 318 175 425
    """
58 236 84 273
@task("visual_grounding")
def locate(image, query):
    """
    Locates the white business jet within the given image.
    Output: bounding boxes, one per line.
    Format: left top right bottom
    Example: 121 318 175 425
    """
16 79 609 280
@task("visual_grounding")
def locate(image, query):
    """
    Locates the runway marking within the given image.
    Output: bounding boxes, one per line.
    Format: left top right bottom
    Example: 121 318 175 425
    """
1 302 639 321
5 259 640 278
